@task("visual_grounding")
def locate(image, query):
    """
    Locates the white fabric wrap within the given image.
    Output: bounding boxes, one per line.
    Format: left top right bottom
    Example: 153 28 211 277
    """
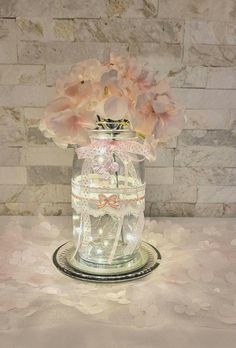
72 139 151 262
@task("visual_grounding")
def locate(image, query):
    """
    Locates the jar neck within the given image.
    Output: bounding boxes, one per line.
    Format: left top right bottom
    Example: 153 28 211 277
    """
88 129 137 141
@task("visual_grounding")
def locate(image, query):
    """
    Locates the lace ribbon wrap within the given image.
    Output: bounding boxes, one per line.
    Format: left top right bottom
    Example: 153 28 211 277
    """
72 139 151 263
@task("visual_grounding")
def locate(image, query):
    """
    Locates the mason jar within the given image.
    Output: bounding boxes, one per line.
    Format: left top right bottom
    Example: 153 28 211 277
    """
68 125 147 275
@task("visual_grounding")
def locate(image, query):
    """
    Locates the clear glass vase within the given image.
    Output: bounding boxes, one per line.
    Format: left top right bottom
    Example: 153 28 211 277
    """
68 127 147 275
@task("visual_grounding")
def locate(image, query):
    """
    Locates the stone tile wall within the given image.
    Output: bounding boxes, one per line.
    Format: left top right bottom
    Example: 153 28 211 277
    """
0 0 235 216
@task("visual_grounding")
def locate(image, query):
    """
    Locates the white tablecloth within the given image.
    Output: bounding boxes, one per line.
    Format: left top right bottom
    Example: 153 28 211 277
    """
0 216 236 348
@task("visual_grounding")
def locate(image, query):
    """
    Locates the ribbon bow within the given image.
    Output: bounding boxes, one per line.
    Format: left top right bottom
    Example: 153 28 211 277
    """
75 139 156 163
96 194 119 209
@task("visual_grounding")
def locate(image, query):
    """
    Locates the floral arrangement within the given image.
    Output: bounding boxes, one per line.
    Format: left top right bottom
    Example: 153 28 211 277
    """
40 53 184 149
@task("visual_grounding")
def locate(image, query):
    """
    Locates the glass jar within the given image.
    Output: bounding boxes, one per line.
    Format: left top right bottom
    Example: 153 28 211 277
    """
68 127 147 275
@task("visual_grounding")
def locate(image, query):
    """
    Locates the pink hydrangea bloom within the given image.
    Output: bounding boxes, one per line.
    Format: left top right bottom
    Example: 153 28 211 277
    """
40 53 184 147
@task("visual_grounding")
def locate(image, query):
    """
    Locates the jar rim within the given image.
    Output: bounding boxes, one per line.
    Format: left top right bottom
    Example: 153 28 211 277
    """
89 127 135 133
88 128 137 140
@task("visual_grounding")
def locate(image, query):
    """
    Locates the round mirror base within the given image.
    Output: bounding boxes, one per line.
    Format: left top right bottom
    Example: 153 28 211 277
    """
52 241 161 283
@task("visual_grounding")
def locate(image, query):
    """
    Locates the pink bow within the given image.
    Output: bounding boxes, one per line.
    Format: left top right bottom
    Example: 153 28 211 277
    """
96 194 119 209
92 157 119 179
75 139 155 162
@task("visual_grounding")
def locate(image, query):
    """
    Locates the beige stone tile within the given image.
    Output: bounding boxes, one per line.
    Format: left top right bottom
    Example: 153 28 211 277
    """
0 65 46 85
146 184 197 203
150 202 223 217
46 64 72 86
24 185 71 203
0 42 17 63
189 20 236 45
0 184 71 203
178 129 236 147
207 67 236 89
174 88 236 109
0 0 17 17
40 202 72 215
174 167 236 186
0 147 21 166
0 167 27 184
16 17 74 42
24 147 74 166
0 0 104 18
0 202 72 216
186 44 236 67
74 19 183 43
169 66 207 88
131 42 182 69
54 20 75 41
18 41 128 64
144 201 152 217
184 110 230 130
0 19 17 41
158 0 236 21
0 185 25 203
1 0 158 18
0 202 34 215
24 107 44 127
194 203 223 217
27 166 71 184
27 128 53 145
223 203 236 217
145 167 174 185
0 86 54 107
159 137 177 149
175 146 236 167
229 110 236 129
105 0 158 18
145 148 174 167
198 186 236 203
0 107 25 145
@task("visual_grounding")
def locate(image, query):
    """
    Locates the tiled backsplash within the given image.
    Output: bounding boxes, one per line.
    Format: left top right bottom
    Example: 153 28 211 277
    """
0 0 236 216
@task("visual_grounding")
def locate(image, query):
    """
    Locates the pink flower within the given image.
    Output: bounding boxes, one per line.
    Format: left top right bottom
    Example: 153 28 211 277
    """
132 94 158 136
107 53 128 76
132 77 184 139
104 96 131 120
153 107 185 140
66 81 92 102
40 53 184 147
46 108 96 145
155 79 170 94
68 59 107 84
152 80 185 139
56 80 93 107
100 69 123 97
45 96 75 114
123 58 156 93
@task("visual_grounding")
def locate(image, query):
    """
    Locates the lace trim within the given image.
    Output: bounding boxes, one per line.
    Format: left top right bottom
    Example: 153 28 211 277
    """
72 201 144 218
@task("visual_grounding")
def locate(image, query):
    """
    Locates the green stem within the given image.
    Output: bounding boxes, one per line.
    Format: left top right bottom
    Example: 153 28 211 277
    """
113 149 125 244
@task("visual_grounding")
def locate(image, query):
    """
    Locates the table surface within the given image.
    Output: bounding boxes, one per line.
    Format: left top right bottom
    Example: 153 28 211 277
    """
1 216 236 348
